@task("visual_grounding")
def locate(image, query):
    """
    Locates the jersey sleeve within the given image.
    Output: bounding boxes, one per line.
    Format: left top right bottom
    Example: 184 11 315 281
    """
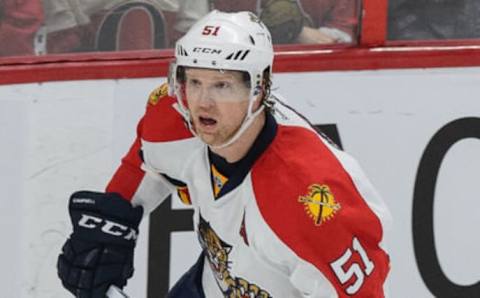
252 126 390 297
105 121 175 213
105 84 187 213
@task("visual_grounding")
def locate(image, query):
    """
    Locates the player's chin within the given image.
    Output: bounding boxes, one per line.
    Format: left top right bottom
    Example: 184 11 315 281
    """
197 132 217 146
201 133 230 147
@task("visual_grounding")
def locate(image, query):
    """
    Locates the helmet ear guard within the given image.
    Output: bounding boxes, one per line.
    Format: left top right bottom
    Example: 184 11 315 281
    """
167 62 177 97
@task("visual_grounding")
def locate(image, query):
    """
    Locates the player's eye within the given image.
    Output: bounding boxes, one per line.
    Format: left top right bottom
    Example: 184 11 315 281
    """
188 78 201 87
215 81 231 89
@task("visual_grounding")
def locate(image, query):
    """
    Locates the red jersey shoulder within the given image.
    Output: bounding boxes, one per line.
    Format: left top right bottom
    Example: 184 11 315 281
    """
252 124 348 229
147 83 169 107
252 125 389 296
142 83 193 142
252 124 383 234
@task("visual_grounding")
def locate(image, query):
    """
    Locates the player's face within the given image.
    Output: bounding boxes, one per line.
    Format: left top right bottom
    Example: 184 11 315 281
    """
184 68 250 146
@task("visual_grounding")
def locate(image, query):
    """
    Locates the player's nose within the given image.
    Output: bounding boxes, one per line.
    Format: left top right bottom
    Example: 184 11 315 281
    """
197 87 215 108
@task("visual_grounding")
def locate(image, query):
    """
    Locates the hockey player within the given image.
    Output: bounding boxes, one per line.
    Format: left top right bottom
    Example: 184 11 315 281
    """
57 10 391 298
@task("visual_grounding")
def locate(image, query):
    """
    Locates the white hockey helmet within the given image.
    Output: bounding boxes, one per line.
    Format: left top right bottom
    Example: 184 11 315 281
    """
169 10 274 148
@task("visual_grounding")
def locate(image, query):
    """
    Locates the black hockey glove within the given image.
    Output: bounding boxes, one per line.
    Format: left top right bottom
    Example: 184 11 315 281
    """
57 191 143 298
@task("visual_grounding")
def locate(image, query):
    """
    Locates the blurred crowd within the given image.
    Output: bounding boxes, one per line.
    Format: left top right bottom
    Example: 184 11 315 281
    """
0 0 44 56
388 0 480 40
0 0 361 57
3 0 478 58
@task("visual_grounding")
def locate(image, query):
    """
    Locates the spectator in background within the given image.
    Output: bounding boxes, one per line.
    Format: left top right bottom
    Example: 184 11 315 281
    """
169 0 258 44
3 0 360 56
388 0 480 40
40 0 180 53
173 0 360 45
296 0 360 44
0 0 44 56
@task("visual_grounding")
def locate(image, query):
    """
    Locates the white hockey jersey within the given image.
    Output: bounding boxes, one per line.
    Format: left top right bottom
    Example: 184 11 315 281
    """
106 84 391 297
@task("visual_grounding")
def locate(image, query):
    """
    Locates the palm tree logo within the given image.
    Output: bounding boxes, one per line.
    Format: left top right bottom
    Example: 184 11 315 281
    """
298 184 341 226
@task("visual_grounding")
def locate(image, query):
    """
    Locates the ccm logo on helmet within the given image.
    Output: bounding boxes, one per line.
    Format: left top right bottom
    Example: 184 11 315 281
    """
78 214 138 240
193 47 222 54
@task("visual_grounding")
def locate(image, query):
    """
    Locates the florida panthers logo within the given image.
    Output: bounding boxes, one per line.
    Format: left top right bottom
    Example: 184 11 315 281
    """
298 184 341 226
198 214 272 298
